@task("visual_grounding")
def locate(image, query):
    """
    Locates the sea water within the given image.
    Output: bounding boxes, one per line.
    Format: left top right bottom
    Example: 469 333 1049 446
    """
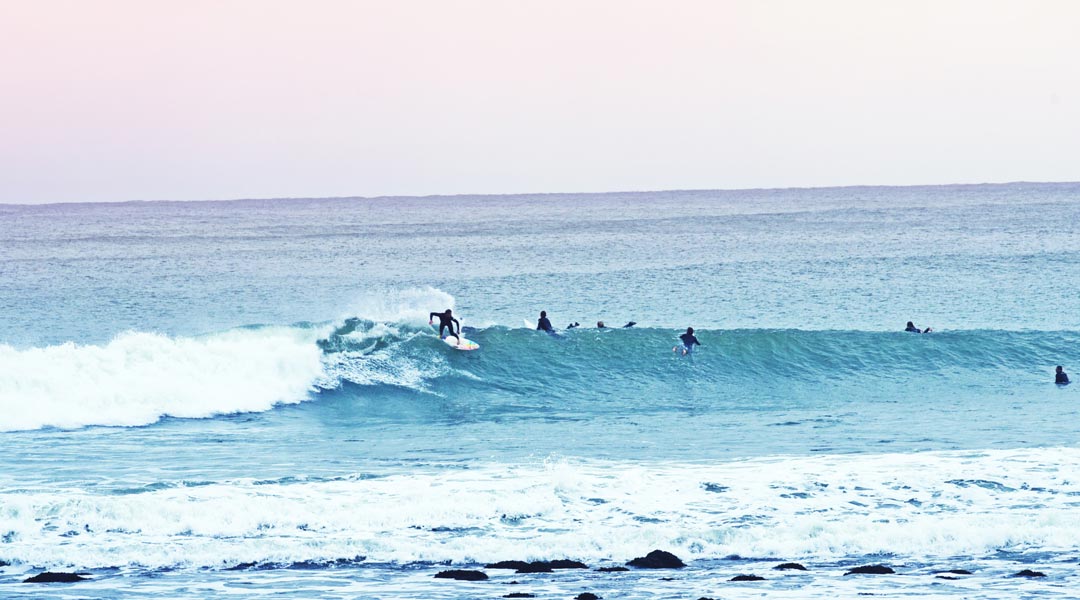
2 183 1080 598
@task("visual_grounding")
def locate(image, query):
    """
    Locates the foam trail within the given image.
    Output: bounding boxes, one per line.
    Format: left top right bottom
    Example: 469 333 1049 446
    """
3 448 1080 569
0 327 326 432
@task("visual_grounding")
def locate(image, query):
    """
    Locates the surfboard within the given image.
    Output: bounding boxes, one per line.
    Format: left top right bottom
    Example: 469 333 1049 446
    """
430 322 479 350
523 318 536 329
443 335 479 351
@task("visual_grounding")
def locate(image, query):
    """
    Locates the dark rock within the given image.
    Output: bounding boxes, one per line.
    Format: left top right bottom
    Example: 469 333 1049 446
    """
774 562 807 571
936 575 959 580
487 559 588 572
697 597 717 600
626 549 686 569
549 559 588 569
434 569 488 581
23 572 89 583
504 594 535 598
490 561 535 569
845 565 895 575
730 574 766 581
935 569 972 575
576 594 601 600
226 562 257 571
596 566 629 572
1011 569 1046 578
0 560 9 567
487 560 533 570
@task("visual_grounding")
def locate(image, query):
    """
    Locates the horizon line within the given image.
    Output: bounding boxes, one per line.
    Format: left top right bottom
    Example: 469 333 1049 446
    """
3 179 1078 208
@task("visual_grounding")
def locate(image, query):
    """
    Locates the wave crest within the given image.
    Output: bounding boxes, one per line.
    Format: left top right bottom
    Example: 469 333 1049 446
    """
0 328 325 432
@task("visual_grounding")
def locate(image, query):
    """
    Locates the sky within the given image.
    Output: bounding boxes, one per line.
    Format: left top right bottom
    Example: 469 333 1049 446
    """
1 0 1079 204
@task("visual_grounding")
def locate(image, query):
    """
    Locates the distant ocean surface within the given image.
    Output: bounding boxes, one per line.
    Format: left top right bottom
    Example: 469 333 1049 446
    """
2 183 1080 598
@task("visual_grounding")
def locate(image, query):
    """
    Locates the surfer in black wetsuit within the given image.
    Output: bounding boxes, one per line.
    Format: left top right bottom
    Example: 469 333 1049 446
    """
537 311 553 333
1056 365 1070 385
905 321 932 333
429 309 460 344
674 327 701 355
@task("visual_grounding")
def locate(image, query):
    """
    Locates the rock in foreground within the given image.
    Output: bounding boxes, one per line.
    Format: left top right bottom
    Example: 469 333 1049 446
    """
626 550 686 569
434 569 488 581
23 572 89 583
845 565 895 575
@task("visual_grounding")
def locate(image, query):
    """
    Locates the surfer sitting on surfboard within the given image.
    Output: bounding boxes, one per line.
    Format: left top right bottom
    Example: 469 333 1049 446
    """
674 327 701 356
537 311 554 333
430 309 461 344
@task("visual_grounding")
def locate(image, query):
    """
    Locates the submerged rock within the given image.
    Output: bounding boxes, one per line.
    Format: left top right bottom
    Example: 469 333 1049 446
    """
487 560 533 570
576 593 601 600
730 574 766 581
1011 569 1046 578
626 550 686 569
486 559 588 572
774 562 807 571
844 565 895 575
596 566 629 572
23 572 89 583
504 594 535 598
434 569 488 581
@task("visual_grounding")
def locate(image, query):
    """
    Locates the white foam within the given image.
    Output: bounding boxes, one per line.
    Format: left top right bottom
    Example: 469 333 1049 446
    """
342 286 456 326
0 327 326 432
4 447 1080 569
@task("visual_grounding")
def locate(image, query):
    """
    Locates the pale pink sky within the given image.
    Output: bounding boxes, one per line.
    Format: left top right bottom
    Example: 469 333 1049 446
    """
2 0 1078 203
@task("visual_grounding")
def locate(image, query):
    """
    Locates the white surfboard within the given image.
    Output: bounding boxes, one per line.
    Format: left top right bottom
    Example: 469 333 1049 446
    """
523 318 536 329
442 335 479 351
430 322 479 350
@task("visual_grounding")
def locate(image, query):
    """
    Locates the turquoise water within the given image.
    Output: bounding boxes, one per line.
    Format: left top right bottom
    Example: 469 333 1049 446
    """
2 183 1080 598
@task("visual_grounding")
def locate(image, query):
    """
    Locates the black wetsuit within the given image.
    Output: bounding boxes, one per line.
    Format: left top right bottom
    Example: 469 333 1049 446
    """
430 312 460 340
905 325 921 333
679 332 701 349
1057 372 1070 384
537 316 553 332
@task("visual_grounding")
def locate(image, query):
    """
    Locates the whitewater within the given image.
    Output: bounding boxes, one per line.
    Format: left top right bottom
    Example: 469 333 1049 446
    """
2 183 1080 598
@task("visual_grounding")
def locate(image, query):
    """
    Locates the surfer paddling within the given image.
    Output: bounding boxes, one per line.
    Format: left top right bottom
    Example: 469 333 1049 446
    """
430 309 461 345
905 321 932 333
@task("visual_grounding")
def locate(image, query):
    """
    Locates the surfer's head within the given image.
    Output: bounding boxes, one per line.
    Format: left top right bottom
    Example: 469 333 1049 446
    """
1057 365 1065 373
445 309 452 315
540 311 547 318
686 327 694 334
906 321 915 328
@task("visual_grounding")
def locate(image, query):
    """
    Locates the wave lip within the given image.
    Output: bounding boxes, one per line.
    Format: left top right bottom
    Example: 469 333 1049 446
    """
0 327 325 432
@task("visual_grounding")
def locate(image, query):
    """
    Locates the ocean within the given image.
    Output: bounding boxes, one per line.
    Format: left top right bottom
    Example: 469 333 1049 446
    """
2 182 1079 598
